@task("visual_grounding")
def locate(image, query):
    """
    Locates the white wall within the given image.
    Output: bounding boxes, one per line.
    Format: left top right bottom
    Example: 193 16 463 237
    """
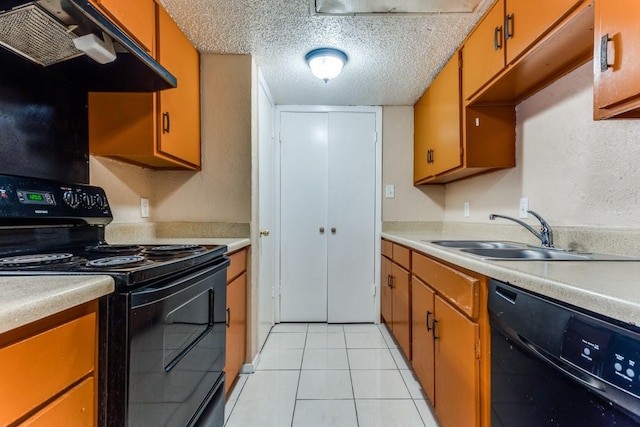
382 106 444 222
444 61 640 228
91 54 253 225
152 54 253 223
90 156 153 223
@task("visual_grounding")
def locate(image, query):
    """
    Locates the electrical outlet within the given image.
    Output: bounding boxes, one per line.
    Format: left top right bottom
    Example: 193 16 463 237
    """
140 197 150 218
519 197 529 218
385 184 395 199
464 202 470 217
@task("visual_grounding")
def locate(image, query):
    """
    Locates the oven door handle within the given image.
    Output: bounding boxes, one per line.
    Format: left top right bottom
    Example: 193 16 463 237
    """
131 256 229 307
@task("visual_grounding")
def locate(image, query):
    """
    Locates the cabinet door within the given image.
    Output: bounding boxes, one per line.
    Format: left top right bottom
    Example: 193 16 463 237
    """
413 89 434 182
434 296 480 427
225 272 247 395
462 0 505 100
392 263 411 360
91 0 156 52
157 6 201 168
22 377 94 427
411 276 435 404
381 256 393 325
428 53 461 177
505 0 583 64
594 0 640 115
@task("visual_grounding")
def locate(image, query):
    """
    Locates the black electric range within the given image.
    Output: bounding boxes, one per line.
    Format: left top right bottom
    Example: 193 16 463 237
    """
0 173 228 426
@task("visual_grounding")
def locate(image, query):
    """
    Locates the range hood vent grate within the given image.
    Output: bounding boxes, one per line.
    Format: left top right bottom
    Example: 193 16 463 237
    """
0 5 83 66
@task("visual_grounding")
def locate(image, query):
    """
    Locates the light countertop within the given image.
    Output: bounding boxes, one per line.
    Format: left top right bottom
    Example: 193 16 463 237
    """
383 231 640 327
0 275 114 334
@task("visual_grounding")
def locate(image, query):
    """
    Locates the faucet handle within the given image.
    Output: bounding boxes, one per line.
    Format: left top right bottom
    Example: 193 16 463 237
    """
527 210 554 247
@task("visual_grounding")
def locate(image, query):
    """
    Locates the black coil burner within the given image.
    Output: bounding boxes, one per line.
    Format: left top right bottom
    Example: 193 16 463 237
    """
87 255 147 268
0 253 86 270
141 244 206 257
88 244 144 254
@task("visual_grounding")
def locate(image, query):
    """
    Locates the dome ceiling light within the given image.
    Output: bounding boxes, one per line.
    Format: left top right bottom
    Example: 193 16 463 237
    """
305 48 348 83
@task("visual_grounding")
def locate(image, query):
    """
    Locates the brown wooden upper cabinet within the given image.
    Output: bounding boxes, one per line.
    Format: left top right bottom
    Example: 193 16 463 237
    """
414 54 462 182
462 0 584 101
414 52 515 185
594 0 640 119
89 3 201 170
89 0 156 53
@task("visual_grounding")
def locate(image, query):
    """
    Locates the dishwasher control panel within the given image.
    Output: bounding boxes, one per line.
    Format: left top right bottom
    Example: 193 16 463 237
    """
562 316 640 398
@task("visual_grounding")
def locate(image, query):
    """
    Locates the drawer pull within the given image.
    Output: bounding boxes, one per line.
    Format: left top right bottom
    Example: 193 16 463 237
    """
504 13 514 40
493 26 503 51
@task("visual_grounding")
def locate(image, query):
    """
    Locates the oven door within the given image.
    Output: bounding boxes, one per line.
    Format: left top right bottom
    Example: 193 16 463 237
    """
127 257 228 427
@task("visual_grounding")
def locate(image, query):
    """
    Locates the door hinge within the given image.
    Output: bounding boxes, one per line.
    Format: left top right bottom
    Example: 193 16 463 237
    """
372 284 376 296
373 132 378 143
475 341 481 359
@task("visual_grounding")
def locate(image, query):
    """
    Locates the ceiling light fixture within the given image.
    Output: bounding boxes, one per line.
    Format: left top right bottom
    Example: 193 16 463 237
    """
305 48 348 83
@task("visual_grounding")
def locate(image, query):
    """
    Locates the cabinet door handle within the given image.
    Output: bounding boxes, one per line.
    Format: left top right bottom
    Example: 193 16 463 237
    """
226 307 231 328
493 26 503 51
389 275 395 289
432 318 439 340
426 310 433 332
600 33 613 72
331 227 337 234
162 111 171 134
504 13 514 40
319 227 325 234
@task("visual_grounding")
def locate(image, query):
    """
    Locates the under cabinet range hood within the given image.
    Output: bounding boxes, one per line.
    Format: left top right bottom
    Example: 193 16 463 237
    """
0 0 177 92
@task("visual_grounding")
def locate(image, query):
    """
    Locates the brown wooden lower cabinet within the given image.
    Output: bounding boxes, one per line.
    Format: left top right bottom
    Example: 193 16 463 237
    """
382 238 490 427
225 247 248 396
380 240 412 360
0 301 98 426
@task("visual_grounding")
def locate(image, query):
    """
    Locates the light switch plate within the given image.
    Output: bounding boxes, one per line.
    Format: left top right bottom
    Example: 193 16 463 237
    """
464 202 470 217
519 197 529 218
385 184 395 199
140 197 150 218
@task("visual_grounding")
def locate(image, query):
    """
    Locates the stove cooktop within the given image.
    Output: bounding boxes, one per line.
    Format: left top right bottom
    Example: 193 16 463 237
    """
0 243 228 287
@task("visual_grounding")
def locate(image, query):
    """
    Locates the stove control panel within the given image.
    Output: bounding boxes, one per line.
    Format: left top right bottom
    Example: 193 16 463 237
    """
0 174 112 225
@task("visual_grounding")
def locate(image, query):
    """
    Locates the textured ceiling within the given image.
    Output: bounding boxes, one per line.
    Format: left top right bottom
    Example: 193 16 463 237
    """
159 0 494 106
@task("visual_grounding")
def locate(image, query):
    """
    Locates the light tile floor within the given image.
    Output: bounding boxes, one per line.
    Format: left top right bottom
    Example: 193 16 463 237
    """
224 323 439 427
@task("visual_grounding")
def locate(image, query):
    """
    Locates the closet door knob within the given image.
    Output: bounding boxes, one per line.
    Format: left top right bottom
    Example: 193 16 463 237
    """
331 227 336 234
319 227 325 234
259 229 270 237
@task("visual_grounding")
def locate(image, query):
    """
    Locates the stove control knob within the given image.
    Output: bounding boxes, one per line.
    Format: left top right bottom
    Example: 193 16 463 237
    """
93 194 108 210
63 191 80 208
81 192 94 208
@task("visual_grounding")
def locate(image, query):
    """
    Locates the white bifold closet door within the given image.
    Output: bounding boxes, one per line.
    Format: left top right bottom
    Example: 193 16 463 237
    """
280 110 376 323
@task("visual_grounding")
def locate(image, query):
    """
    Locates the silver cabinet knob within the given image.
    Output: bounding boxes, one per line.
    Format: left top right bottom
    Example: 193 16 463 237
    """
259 229 270 237
319 227 325 234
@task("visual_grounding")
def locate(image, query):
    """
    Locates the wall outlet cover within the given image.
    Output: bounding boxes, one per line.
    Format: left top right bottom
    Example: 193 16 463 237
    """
519 197 529 218
140 197 150 218
385 184 395 199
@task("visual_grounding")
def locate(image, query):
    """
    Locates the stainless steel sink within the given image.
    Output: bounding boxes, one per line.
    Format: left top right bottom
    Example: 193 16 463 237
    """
428 240 525 249
460 247 639 261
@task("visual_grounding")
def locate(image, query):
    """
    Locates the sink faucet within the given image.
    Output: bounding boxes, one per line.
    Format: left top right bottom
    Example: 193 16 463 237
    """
489 210 554 248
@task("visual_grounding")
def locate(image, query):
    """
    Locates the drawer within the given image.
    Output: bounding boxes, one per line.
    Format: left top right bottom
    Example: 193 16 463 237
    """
381 239 393 259
22 377 94 427
0 312 96 425
393 244 411 270
412 252 479 319
227 248 248 283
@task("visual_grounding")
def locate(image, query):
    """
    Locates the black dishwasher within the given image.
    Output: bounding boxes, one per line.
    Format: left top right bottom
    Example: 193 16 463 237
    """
488 279 640 426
